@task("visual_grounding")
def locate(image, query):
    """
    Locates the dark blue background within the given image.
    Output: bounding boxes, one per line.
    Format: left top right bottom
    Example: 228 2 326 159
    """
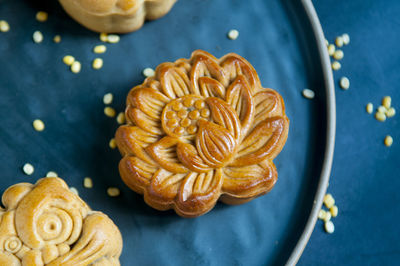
0 1 328 265
300 1 400 265
0 0 399 265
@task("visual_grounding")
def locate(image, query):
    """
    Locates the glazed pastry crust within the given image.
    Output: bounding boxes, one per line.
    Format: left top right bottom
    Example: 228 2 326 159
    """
0 177 123 265
116 50 289 217
59 0 177 33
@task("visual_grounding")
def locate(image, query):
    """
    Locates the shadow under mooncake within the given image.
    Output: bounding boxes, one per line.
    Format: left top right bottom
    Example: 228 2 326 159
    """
115 50 289 217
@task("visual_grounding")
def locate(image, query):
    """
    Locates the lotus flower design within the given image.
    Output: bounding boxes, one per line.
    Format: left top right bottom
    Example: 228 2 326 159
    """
116 50 289 217
0 177 122 265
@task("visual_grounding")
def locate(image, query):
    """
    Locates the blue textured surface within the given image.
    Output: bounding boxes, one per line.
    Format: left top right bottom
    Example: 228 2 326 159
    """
299 1 400 265
2 0 395 265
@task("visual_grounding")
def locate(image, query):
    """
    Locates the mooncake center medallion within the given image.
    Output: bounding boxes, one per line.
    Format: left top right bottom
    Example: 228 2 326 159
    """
161 95 211 139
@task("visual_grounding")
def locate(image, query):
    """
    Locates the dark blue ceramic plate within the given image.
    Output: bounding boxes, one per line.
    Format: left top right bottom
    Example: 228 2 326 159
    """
0 0 334 265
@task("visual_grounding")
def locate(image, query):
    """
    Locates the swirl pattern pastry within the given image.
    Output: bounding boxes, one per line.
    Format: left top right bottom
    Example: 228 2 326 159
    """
0 177 122 265
58 0 177 33
116 50 289 217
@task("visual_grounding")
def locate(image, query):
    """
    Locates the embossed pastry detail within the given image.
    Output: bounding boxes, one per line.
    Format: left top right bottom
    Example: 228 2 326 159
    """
58 0 177 33
116 50 289 217
0 177 122 265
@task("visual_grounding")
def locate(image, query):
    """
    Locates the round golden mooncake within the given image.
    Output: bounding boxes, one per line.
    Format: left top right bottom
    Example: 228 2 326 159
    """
58 0 177 33
0 177 122 265
115 50 289 217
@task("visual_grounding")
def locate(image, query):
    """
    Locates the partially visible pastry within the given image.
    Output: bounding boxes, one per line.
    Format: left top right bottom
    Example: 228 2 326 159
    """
0 177 122 265
115 50 289 217
58 0 177 33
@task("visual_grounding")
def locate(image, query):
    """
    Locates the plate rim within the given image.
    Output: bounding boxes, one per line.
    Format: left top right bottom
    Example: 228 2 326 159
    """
286 0 336 265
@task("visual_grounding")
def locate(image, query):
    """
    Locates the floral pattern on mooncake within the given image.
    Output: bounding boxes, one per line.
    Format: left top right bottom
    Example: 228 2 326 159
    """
116 50 289 217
